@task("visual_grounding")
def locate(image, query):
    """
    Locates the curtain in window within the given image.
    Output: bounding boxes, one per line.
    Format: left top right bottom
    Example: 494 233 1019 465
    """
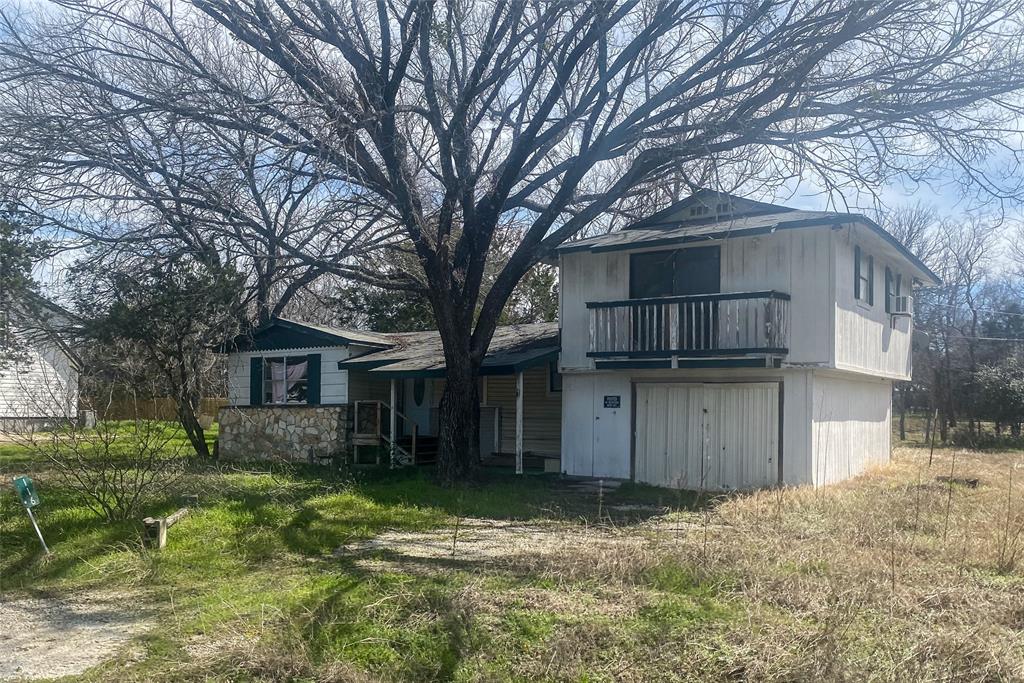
270 359 308 403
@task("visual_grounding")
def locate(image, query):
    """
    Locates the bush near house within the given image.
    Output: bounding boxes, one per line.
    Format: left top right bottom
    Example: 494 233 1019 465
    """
1 434 1022 682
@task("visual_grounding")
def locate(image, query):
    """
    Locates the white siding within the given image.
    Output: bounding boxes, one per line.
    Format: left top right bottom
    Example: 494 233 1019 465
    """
559 250 629 369
832 224 914 380
484 366 561 456
227 346 352 406
560 228 835 371
811 372 892 486
0 337 78 420
720 228 833 365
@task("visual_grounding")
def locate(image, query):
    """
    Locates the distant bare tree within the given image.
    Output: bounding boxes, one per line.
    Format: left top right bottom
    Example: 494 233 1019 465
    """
878 203 943 267
921 217 1002 438
4 0 1024 479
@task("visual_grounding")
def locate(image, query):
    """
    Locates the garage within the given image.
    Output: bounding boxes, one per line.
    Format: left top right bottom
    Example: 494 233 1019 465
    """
634 382 780 490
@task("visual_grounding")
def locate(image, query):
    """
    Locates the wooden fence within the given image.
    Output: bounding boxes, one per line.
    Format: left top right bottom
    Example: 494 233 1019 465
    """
98 397 228 426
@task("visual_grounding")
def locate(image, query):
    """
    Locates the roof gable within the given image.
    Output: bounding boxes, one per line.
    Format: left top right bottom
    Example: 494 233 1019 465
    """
627 190 794 230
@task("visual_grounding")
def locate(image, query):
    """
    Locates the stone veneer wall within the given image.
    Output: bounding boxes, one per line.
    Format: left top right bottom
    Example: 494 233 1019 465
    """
217 405 351 462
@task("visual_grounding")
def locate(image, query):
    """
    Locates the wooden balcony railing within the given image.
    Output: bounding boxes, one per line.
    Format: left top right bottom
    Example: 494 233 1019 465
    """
586 290 790 357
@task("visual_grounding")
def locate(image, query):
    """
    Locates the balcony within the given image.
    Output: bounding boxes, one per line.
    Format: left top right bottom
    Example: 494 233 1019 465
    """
586 290 790 358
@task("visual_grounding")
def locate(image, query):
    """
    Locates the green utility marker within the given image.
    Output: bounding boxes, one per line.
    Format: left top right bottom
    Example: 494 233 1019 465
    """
12 476 50 554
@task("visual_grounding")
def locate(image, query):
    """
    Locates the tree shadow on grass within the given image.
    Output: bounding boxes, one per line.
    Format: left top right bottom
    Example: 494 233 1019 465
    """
277 537 732 682
351 466 718 525
289 568 474 682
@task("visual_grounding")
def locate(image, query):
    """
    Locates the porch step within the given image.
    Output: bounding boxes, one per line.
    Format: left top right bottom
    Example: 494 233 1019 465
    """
397 435 438 464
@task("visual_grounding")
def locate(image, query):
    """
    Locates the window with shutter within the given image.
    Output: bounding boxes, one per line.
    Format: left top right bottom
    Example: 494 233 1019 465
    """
261 356 310 404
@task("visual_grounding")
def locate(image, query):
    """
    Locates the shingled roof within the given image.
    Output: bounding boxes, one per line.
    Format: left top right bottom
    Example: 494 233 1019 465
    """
339 322 560 378
222 317 560 378
558 190 941 286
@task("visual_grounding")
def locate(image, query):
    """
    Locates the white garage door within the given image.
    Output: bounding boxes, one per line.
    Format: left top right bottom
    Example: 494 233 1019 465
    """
635 382 779 491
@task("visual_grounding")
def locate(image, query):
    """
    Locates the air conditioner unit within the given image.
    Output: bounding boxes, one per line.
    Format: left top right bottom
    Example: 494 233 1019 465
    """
891 295 912 316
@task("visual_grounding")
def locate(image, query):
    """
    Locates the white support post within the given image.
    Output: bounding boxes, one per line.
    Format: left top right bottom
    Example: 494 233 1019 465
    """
515 370 524 475
389 380 398 468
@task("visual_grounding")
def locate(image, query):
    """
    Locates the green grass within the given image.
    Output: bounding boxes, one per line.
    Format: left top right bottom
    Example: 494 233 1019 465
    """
0 434 716 681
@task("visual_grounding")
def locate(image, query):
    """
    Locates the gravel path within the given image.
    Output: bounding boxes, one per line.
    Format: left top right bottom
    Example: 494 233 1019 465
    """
0 591 152 681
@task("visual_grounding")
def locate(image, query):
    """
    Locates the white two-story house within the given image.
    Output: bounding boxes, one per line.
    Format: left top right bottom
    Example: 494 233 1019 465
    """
557 191 939 490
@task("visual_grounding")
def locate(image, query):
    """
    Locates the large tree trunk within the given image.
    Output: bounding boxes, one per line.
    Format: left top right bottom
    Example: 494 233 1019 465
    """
436 354 481 482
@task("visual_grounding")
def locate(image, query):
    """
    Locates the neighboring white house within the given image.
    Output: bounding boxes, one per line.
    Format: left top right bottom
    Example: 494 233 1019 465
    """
557 190 939 489
0 295 80 432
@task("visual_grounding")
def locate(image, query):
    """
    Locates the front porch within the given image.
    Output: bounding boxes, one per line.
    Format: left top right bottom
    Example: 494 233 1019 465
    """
347 363 562 473
341 323 562 473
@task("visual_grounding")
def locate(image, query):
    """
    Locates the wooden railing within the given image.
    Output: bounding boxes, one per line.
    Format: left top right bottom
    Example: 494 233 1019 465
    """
352 400 418 466
586 290 790 357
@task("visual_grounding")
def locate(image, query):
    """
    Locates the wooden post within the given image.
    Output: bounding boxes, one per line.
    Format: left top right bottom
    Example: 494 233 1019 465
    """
376 400 382 465
389 380 398 468
143 517 167 549
143 507 190 550
515 370 524 475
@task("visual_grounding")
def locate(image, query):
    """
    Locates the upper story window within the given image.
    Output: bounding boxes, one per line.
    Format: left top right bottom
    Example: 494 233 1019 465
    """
853 245 874 306
264 356 308 404
688 205 709 218
885 267 906 314
629 246 721 298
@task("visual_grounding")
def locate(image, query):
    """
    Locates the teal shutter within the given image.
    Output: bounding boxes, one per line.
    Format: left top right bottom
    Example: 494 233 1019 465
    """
306 354 321 405
249 357 263 405
853 246 861 300
867 255 874 305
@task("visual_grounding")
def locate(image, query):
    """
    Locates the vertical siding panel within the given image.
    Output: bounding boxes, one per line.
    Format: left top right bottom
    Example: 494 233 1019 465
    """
812 373 893 486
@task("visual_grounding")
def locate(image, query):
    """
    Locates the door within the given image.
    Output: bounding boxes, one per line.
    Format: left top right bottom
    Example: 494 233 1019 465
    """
479 406 499 456
634 382 779 490
403 378 433 436
629 247 721 352
634 384 705 489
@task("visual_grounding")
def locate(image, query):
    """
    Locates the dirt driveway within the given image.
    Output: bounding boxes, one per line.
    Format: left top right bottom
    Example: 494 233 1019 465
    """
0 591 152 681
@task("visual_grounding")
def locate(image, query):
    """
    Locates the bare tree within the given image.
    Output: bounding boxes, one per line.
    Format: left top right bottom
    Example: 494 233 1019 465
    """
4 0 1024 479
0 16 399 325
878 203 943 266
7 354 191 522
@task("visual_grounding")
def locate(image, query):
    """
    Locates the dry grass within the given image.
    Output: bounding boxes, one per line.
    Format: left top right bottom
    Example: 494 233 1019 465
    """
319 447 1024 681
